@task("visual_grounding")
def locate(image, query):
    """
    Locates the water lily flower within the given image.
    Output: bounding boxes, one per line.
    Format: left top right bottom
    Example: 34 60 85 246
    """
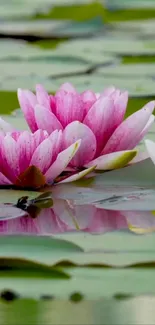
16 83 154 179
0 129 82 188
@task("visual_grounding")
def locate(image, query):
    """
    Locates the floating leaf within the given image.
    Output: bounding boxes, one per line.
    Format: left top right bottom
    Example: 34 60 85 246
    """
97 63 155 78
58 38 155 56
113 18 155 37
53 74 155 96
0 267 155 300
0 235 83 265
0 18 104 39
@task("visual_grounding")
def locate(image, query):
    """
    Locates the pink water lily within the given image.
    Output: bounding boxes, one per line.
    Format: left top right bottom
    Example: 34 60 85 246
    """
16 83 155 179
0 129 82 188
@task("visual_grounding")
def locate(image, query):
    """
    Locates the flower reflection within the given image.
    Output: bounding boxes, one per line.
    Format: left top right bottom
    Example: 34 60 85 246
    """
1 197 155 235
0 199 128 235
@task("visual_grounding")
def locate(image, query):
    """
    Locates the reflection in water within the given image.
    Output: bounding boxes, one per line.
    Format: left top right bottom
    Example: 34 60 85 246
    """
0 198 128 235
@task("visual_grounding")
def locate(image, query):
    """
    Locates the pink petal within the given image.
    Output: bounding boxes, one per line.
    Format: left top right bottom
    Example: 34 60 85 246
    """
81 90 96 102
95 93 100 99
1 135 20 182
85 150 137 170
45 140 81 183
112 91 128 129
126 114 155 150
58 82 77 94
102 101 155 154
55 90 84 127
0 172 12 185
33 129 49 147
63 121 96 167
83 97 116 155
9 131 21 141
49 95 56 113
17 131 36 174
30 138 53 173
49 130 63 163
145 139 155 165
102 86 116 96
81 90 96 115
34 104 63 134
36 84 50 110
109 89 121 100
17 89 38 132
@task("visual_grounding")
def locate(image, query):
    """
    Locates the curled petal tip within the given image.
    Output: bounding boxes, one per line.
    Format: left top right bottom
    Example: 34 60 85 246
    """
145 101 155 113
36 83 43 88
17 88 22 97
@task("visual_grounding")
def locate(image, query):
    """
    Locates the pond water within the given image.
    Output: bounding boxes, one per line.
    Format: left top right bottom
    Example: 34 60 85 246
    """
1 0 155 324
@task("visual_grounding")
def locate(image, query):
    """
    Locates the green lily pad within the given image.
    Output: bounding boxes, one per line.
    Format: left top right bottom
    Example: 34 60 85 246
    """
2 230 155 269
0 268 155 300
53 74 155 96
0 40 43 61
0 60 90 78
0 235 83 265
37 1 104 22
0 18 103 39
0 20 68 37
97 63 155 78
106 0 155 9
0 76 55 92
112 19 155 37
0 1 50 19
58 38 155 56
